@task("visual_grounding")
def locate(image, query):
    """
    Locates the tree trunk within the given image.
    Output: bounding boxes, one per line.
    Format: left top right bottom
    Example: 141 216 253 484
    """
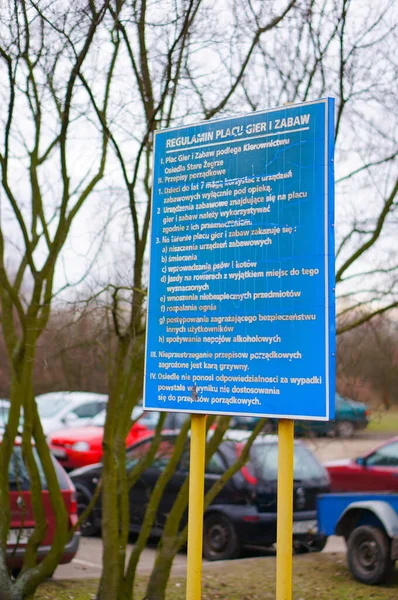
145 537 179 600
97 447 121 599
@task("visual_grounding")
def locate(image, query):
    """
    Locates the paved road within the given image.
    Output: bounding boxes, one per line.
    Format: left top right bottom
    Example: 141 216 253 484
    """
53 434 382 580
54 534 346 580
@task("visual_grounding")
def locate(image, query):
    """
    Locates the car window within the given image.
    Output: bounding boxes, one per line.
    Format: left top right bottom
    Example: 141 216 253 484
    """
366 441 398 467
126 440 153 471
179 449 225 475
250 443 327 481
152 440 175 468
9 447 48 491
71 402 103 419
164 413 189 429
206 453 225 474
126 407 156 427
126 438 176 471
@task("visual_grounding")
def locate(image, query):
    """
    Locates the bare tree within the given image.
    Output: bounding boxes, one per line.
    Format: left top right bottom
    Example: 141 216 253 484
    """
230 0 398 329
82 1 299 598
115 2 398 598
69 1 396 599
0 1 112 598
337 313 398 408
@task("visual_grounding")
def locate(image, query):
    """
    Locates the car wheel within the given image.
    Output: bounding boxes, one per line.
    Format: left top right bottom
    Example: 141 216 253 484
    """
311 537 328 552
347 525 394 585
335 420 355 438
203 513 241 561
294 536 328 554
77 490 100 537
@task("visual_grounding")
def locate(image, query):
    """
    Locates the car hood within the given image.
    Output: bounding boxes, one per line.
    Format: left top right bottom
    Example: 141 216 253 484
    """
40 417 64 435
70 463 102 477
49 426 104 445
323 458 352 468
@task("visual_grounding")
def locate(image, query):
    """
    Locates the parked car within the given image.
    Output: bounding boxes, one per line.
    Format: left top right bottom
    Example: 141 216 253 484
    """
70 431 330 559
48 409 188 471
230 394 369 438
325 436 398 493
7 443 80 575
36 391 108 435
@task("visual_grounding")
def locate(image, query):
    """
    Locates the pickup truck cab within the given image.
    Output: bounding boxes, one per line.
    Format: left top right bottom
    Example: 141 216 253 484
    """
317 493 398 585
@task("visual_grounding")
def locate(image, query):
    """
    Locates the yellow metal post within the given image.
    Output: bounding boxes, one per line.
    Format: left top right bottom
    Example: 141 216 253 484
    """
186 414 207 600
276 419 295 600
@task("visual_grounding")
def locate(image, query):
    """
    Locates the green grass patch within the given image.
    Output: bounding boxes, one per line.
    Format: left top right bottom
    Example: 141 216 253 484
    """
36 553 398 599
367 410 398 434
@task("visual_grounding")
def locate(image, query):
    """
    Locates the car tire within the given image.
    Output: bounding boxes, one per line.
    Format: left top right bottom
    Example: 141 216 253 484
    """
203 513 241 561
294 536 328 554
347 525 394 585
311 536 328 552
77 490 100 537
335 420 355 438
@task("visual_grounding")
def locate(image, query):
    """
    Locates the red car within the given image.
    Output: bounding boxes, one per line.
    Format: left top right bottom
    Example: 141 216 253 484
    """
7 444 79 576
324 436 398 492
48 408 153 470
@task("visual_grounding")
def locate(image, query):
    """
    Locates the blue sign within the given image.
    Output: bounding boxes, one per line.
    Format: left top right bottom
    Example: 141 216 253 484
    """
144 99 335 420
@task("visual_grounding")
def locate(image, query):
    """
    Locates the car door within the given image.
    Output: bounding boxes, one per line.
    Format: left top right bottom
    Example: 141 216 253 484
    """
127 437 177 531
177 448 232 519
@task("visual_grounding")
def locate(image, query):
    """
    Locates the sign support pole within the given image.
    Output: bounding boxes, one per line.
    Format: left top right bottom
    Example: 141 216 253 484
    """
276 419 294 600
186 413 207 600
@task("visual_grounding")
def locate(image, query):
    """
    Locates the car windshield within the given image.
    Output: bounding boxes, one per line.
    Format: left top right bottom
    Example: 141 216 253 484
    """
36 395 70 418
136 411 160 429
9 446 69 490
91 406 154 428
250 443 327 481
0 403 10 427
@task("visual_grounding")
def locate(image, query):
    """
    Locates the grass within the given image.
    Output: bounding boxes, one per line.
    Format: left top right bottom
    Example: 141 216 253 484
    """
36 553 398 599
367 409 398 434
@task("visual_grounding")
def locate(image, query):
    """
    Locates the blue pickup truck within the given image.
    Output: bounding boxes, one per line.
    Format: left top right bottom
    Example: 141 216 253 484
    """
317 493 398 585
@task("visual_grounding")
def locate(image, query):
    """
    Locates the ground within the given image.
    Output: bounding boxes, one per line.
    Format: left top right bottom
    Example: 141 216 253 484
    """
367 410 398 435
37 554 398 599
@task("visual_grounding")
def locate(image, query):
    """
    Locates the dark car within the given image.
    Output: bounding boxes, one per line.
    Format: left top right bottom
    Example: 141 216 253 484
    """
7 444 80 575
70 431 330 560
325 436 398 493
230 394 369 438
